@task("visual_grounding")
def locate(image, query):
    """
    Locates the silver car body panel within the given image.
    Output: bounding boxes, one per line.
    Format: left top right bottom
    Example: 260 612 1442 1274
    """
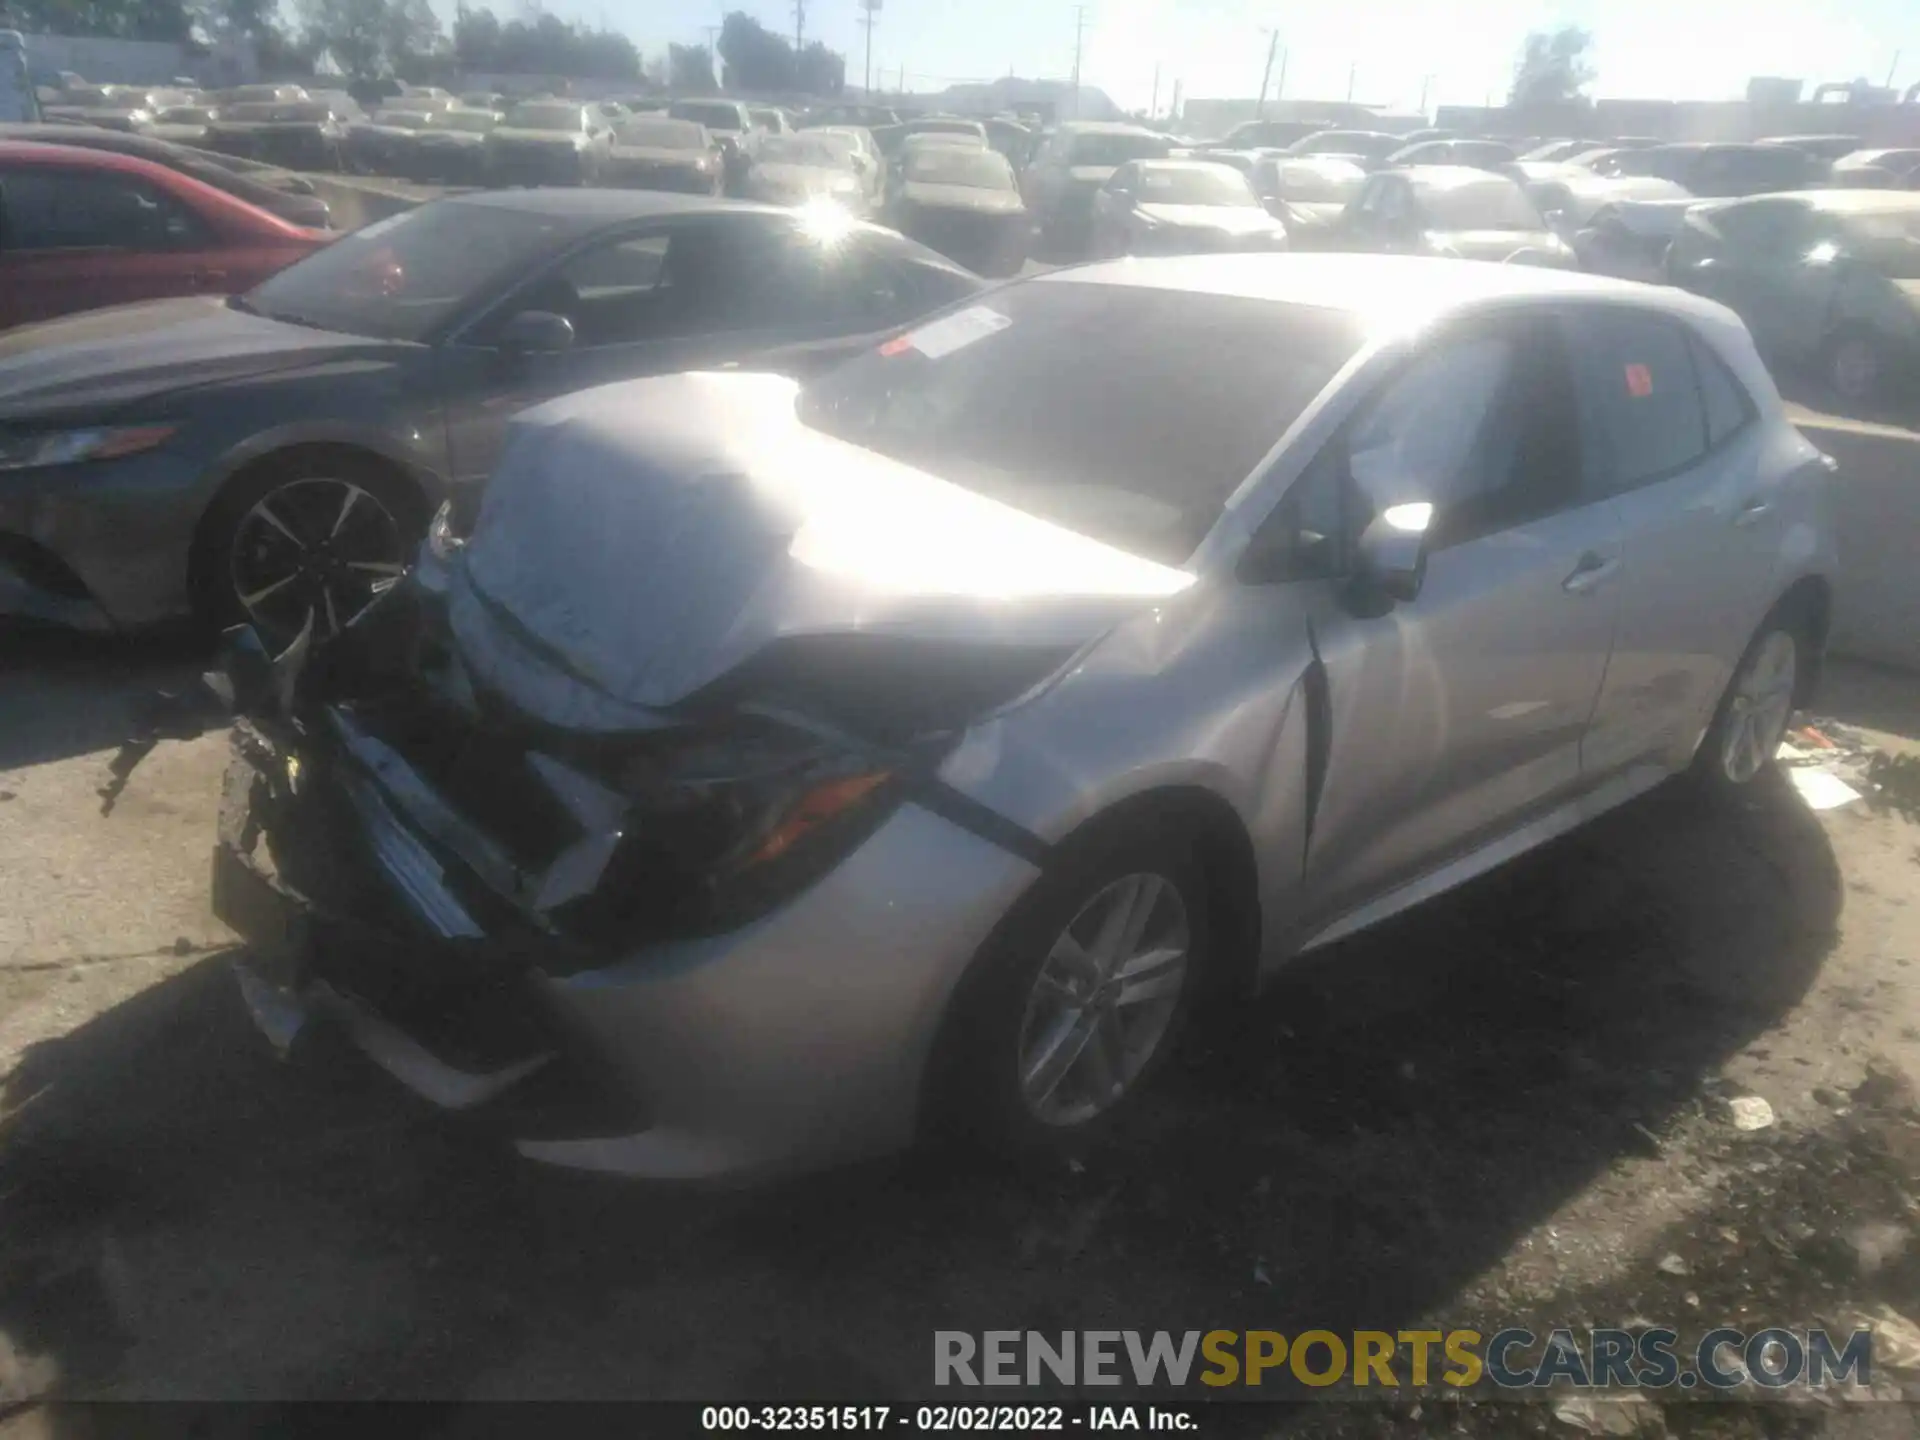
228 255 1837 1178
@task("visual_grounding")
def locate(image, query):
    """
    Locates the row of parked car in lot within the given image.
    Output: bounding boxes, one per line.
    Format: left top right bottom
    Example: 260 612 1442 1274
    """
0 70 1865 1183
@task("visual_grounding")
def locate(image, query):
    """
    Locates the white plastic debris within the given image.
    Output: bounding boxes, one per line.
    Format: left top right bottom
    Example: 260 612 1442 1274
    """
1553 1393 1651 1435
1788 767 1862 811
1728 1095 1776 1131
1657 1252 1690 1276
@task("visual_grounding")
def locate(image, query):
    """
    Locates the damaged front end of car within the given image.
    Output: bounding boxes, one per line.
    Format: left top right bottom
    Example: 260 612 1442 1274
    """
207 542 1082 1171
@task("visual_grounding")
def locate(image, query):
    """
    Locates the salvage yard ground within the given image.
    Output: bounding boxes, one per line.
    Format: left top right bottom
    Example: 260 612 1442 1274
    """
3 638 1920 1436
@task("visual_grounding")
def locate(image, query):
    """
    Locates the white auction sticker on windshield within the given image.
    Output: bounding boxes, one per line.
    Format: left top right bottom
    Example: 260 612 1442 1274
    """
900 305 1011 359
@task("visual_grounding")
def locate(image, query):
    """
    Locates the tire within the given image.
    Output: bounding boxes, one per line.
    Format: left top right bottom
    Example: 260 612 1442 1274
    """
1824 328 1885 406
927 819 1210 1159
1691 616 1804 797
193 453 429 645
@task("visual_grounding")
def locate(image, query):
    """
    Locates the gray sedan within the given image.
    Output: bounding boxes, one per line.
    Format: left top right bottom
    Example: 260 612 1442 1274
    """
0 189 982 638
211 255 1837 1180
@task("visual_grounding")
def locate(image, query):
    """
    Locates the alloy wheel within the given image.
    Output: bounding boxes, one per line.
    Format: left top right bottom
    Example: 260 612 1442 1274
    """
228 477 409 644
1016 872 1191 1128
1719 630 1797 785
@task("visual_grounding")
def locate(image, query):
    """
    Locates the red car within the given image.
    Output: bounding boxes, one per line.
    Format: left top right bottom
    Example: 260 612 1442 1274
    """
0 141 327 329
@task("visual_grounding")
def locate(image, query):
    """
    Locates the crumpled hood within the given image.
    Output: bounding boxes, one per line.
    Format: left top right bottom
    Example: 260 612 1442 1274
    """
1138 202 1283 234
901 181 1024 214
0 297 401 421
1429 228 1565 260
449 371 1193 722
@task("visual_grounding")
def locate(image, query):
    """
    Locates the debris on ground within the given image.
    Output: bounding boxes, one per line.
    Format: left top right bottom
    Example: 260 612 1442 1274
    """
1656 1253 1689 1277
1726 1095 1776 1131
1551 1393 1658 1437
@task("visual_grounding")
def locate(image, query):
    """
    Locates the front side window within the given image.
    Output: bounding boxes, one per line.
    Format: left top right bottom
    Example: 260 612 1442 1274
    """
1566 310 1710 494
0 168 206 252
1691 334 1755 448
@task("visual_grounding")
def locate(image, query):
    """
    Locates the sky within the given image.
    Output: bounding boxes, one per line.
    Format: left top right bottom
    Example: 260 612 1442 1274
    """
432 0 1919 114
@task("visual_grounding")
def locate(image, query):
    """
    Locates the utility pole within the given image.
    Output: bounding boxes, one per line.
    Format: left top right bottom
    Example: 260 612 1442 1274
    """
1346 61 1356 102
1418 72 1432 114
1887 51 1902 88
1255 29 1278 118
702 24 721 87
859 0 878 96
794 0 805 56
1070 6 1087 119
1150 62 1159 119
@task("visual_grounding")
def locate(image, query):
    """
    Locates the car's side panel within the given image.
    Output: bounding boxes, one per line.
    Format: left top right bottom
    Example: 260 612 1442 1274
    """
937 577 1320 971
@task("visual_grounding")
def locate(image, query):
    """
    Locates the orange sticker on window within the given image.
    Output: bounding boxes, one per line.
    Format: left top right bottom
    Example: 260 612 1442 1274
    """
1624 363 1653 397
878 335 914 357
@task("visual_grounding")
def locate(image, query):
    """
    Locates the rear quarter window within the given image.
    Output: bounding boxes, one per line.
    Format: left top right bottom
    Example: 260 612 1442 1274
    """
1566 309 1711 495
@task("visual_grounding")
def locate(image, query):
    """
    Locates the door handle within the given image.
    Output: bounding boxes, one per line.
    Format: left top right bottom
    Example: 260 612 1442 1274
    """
1562 552 1620 595
1734 498 1773 528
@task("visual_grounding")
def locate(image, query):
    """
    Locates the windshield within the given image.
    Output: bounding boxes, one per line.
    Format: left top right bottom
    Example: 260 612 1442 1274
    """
435 110 497 134
503 102 583 132
1067 132 1172 167
373 110 432 129
908 119 982 138
242 201 569 343
1838 208 1920 279
1259 159 1365 203
616 117 702 148
906 147 1015 188
808 130 863 160
157 106 214 124
757 135 847 167
671 100 743 131
797 283 1362 564
1293 131 1398 159
750 109 785 128
1134 164 1258 206
1416 176 1544 230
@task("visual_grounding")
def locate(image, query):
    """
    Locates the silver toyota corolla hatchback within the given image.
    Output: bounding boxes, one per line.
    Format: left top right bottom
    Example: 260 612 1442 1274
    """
212 254 1837 1179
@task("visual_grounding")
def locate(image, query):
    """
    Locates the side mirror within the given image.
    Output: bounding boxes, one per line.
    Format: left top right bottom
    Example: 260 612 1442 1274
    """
497 309 575 355
1352 503 1432 604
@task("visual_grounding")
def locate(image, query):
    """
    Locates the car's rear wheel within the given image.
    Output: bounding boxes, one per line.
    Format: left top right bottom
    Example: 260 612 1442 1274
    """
1693 620 1802 794
197 455 427 645
930 822 1207 1157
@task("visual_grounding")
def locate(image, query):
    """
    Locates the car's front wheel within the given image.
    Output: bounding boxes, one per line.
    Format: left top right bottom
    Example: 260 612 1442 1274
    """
1694 620 1802 793
197 455 427 645
931 821 1207 1157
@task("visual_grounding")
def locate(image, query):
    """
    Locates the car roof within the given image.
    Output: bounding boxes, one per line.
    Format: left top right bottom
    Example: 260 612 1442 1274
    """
1057 121 1161 135
446 187 785 226
1040 253 1733 327
0 138 180 176
1714 188 1920 215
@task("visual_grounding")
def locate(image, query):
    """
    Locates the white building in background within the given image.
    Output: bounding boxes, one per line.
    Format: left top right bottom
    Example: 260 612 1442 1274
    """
14 31 258 87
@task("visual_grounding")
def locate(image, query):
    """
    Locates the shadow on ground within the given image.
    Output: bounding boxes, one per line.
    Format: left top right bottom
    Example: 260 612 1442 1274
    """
0 627 210 773
0 768 1845 1414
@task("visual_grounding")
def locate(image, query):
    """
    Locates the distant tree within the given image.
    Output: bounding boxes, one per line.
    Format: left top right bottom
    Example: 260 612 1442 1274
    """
718 11 792 91
297 0 386 78
794 40 842 96
452 0 501 68
7 0 192 41
668 41 717 93
1508 25 1596 107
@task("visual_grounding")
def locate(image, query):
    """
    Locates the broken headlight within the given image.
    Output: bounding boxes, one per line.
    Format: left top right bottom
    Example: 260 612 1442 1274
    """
550 717 906 947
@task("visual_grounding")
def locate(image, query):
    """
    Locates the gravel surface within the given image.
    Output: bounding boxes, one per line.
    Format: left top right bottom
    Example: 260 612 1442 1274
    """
2 630 1918 1437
